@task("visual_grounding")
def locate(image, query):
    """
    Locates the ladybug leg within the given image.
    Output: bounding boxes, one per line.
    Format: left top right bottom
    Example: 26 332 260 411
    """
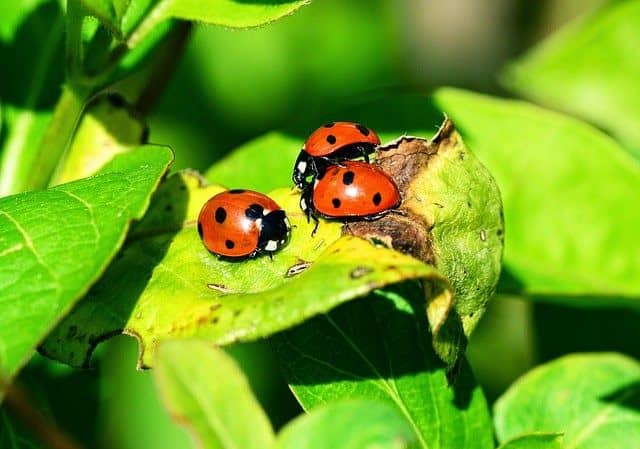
388 208 407 217
359 145 371 163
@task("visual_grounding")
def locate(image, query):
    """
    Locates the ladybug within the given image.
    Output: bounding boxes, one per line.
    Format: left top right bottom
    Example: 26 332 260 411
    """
198 189 291 259
300 161 401 233
292 121 380 190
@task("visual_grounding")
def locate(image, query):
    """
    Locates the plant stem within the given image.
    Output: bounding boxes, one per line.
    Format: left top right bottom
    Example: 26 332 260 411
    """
24 86 89 192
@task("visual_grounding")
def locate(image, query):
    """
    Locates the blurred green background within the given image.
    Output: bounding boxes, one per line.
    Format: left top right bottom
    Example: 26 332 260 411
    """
7 0 637 447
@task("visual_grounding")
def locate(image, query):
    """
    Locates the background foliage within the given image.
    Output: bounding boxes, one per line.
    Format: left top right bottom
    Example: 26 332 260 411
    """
1 0 639 448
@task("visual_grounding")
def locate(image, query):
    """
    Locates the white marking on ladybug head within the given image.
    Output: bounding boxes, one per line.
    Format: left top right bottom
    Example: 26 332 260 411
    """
265 240 278 251
297 161 307 173
262 208 271 216
255 218 263 228
284 217 291 229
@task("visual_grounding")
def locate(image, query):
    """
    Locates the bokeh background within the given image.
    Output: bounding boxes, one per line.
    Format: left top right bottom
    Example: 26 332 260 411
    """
8 0 633 447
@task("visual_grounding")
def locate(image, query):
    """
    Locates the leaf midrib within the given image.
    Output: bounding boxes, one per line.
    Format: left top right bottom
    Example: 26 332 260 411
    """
324 315 431 449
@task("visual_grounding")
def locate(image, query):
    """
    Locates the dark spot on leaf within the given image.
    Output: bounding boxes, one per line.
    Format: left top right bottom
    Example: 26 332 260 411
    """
326 134 337 145
164 204 173 213
467 201 472 208
355 124 370 136
332 198 341 208
208 284 231 294
225 240 235 249
469 312 475 318
286 261 312 278
210 303 222 311
233 310 241 317
141 126 150 143
106 93 125 107
211 317 219 324
179 184 186 191
228 189 245 194
372 192 382 206
342 171 355 185
459 151 465 160
67 325 77 338
350 266 373 279
215 207 226 223
497 229 503 236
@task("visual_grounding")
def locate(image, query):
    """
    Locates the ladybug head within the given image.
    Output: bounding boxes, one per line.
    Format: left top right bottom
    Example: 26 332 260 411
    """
259 209 291 253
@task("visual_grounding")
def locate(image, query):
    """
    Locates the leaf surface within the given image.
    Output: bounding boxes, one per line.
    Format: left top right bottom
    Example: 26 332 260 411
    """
42 171 450 368
498 433 564 449
0 146 173 396
272 284 494 449
433 88 640 302
154 339 275 449
275 400 418 449
502 0 640 157
494 353 640 449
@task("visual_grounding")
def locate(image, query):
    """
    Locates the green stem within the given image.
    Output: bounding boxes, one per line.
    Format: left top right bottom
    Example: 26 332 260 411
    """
24 86 89 192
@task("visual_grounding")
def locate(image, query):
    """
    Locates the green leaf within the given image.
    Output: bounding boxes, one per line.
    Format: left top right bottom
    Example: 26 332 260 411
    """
41 170 450 368
205 132 301 193
502 0 640 157
272 284 494 449
275 400 418 449
154 339 275 449
432 88 640 302
0 146 173 396
0 0 66 196
82 0 310 47
494 353 640 448
51 94 148 185
497 433 564 449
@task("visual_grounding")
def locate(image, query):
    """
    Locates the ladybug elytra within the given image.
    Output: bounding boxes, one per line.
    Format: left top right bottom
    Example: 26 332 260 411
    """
198 189 290 259
292 121 380 190
300 161 401 233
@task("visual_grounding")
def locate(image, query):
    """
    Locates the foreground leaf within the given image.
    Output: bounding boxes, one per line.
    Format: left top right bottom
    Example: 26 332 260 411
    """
502 0 640 156
154 339 274 449
0 146 173 396
433 88 640 302
494 353 640 448
276 400 417 449
42 171 450 368
498 433 564 449
273 284 494 449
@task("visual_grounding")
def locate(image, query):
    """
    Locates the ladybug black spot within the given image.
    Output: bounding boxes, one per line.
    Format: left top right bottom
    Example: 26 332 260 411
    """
355 124 370 136
372 192 382 206
197 222 203 239
215 207 226 223
229 189 246 194
225 240 235 249
323 122 335 128
332 198 341 208
342 171 355 185
326 134 337 145
245 204 264 220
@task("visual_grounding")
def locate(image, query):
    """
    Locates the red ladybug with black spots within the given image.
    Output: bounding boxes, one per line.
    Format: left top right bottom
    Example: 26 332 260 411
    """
292 121 380 190
198 189 291 259
300 161 401 233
